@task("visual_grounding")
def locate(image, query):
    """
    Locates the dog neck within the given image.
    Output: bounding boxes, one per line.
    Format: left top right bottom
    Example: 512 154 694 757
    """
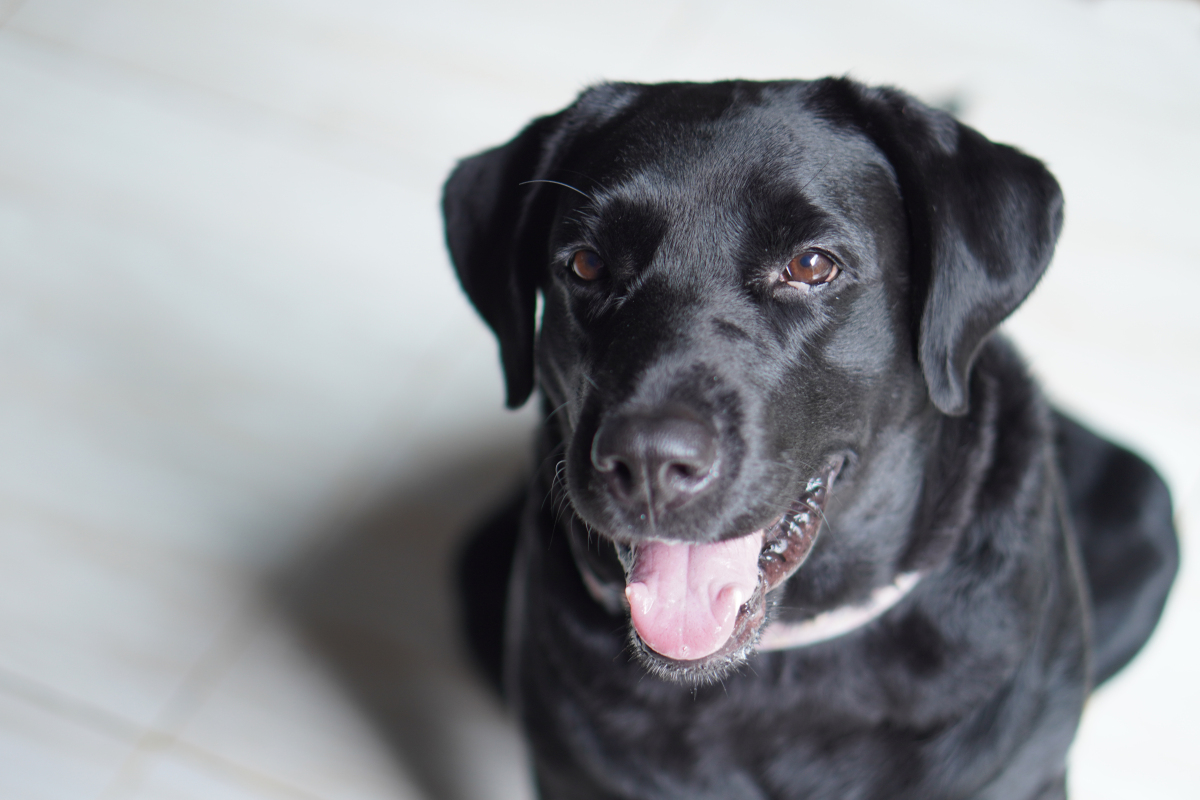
757 571 923 651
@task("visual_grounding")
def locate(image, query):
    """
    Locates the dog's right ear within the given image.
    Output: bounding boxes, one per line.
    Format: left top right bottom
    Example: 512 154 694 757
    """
442 114 565 409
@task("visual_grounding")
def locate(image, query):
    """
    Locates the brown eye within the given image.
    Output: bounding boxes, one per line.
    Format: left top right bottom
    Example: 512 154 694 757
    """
783 251 839 287
571 250 605 281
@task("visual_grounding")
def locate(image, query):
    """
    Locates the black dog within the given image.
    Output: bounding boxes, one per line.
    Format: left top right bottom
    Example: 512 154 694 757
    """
444 79 1178 800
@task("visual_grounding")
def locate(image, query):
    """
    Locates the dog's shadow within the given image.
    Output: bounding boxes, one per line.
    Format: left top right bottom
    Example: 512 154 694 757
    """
270 441 536 800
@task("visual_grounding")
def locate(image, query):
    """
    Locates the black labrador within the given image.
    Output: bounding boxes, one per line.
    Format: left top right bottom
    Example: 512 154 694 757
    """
443 79 1178 800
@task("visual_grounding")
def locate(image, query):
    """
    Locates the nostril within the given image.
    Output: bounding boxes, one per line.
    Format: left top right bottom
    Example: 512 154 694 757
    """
611 461 635 496
593 448 637 497
664 460 703 483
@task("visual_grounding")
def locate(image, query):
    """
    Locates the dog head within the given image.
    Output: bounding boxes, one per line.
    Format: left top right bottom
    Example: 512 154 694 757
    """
444 79 1062 683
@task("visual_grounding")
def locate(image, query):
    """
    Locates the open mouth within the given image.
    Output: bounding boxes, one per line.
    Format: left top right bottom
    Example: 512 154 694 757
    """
571 455 845 684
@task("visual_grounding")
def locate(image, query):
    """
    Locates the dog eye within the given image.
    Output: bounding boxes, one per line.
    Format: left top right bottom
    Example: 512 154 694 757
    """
783 251 839 287
571 250 606 281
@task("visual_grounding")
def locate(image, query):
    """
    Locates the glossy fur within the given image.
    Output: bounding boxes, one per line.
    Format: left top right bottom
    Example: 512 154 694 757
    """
444 79 1178 800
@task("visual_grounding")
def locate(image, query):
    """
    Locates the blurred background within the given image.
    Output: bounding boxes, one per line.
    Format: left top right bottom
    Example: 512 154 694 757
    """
1 1 1197 798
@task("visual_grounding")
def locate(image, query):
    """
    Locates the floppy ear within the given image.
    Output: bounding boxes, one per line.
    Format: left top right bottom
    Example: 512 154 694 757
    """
442 114 564 408
828 80 1064 416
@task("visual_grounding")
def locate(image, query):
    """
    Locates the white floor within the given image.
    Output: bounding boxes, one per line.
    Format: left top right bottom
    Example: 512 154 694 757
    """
1 1 1197 798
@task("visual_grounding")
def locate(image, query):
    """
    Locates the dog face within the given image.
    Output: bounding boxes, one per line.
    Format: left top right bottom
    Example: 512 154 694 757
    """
543 98 911 539
444 79 1062 682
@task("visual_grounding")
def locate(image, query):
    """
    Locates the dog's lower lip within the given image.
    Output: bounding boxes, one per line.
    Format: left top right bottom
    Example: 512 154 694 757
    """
758 457 841 592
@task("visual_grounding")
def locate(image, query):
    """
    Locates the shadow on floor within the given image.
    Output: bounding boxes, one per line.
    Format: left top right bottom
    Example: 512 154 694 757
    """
269 440 536 800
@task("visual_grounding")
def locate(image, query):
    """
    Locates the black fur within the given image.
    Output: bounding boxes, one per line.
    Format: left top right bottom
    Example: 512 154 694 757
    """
445 79 1178 800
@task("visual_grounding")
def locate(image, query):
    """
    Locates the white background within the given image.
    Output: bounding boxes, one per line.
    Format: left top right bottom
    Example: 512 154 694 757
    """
0 1 1197 798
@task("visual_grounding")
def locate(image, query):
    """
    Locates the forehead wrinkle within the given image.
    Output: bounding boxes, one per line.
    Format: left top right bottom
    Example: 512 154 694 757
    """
589 163 794 298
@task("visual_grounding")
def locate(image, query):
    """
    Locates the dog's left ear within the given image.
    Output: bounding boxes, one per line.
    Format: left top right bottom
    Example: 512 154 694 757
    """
442 113 566 409
829 80 1064 416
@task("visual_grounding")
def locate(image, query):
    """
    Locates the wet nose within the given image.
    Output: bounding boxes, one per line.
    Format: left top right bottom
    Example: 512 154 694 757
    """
590 408 718 514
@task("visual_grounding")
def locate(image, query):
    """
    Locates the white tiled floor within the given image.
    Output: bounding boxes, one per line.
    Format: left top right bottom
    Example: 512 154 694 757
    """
0 1 1197 799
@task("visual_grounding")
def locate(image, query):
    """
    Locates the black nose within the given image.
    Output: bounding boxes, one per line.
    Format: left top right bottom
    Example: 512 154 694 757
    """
590 408 718 514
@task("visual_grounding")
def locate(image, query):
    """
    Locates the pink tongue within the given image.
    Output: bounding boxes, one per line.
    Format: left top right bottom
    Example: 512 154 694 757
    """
625 532 763 661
